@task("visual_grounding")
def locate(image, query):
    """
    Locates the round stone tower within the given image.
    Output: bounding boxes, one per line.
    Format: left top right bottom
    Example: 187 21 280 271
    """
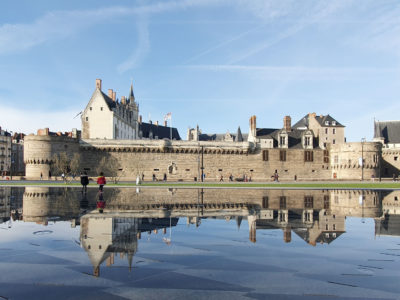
330 142 382 180
24 135 80 179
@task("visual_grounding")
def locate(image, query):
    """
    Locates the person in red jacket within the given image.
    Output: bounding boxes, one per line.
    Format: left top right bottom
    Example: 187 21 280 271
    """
96 191 106 213
97 172 106 191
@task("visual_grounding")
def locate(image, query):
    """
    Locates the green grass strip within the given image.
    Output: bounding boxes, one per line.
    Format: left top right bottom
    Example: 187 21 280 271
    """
1 181 400 189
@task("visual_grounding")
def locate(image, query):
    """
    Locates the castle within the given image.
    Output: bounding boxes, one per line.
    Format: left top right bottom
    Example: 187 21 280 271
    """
23 79 383 181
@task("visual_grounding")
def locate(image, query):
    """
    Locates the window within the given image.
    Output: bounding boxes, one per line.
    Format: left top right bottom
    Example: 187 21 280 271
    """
305 136 311 146
100 107 103 111
326 224 329 230
262 150 269 161
90 107 92 111
280 150 286 161
325 128 328 134
324 150 329 163
324 195 330 209
333 224 336 230
304 196 313 208
279 196 286 209
334 195 339 204
395 157 398 161
280 136 286 146
332 121 336 125
333 128 336 134
86 117 88 121
262 196 268 208
325 121 330 125
333 139 336 144
304 151 313 162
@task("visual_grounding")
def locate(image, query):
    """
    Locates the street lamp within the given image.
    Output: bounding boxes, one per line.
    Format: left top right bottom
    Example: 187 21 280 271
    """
361 138 365 181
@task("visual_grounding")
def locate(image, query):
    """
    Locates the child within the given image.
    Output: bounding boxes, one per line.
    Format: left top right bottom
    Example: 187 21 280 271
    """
97 172 106 191
97 191 106 213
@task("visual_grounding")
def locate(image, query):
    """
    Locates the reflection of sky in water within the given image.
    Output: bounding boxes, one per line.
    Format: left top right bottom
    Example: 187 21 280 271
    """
1 187 400 299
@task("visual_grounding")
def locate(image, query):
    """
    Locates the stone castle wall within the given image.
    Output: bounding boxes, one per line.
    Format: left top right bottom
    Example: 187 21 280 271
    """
24 136 382 181
24 135 80 179
329 142 381 180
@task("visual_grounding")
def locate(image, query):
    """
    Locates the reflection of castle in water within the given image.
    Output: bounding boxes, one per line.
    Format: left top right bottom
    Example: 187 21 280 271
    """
80 216 178 276
15 187 399 276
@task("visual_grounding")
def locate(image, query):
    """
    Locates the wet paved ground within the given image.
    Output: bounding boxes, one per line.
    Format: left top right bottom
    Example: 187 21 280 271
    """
0 187 400 299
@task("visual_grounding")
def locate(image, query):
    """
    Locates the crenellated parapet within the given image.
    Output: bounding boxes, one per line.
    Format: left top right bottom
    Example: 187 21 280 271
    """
80 139 253 155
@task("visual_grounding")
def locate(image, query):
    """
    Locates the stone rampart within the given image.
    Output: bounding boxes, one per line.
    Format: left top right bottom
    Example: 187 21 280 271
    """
329 142 381 180
24 135 80 179
24 137 382 181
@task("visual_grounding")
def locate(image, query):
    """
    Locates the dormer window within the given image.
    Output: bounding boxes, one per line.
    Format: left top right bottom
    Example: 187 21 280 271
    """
332 121 336 126
280 136 286 146
325 121 330 125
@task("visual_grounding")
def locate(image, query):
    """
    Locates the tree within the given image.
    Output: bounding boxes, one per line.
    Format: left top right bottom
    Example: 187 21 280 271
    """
95 155 122 184
51 153 81 181
51 153 70 177
70 153 81 176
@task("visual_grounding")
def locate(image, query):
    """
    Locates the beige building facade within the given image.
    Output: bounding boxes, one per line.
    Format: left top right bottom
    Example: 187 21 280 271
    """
81 79 139 140
0 127 11 176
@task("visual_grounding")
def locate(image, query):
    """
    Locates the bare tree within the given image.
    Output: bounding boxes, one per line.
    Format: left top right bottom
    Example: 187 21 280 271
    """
70 153 81 176
51 153 70 176
95 155 122 184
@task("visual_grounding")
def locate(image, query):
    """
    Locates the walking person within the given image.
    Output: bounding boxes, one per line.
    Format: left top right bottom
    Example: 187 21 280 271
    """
97 172 106 191
40 172 43 181
61 172 65 182
97 191 106 213
80 171 89 194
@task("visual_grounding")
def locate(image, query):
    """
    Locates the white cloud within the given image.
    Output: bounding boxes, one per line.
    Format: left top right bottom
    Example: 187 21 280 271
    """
0 106 81 134
0 0 227 56
117 19 150 73
184 65 398 80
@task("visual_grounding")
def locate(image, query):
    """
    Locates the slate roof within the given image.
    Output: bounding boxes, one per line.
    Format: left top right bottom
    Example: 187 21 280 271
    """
374 121 400 144
375 214 400 236
198 132 249 142
292 114 344 129
100 92 117 110
256 127 317 149
139 122 181 140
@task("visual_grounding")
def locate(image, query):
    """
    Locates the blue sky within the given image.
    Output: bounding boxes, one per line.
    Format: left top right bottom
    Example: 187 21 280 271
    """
0 0 399 141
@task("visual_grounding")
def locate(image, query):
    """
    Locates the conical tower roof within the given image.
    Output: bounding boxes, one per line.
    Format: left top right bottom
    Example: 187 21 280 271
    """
237 126 243 142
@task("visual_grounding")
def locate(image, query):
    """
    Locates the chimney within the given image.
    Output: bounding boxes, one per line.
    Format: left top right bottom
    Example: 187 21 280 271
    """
155 121 159 126
283 227 291 243
95 79 102 90
121 96 126 105
139 115 142 124
308 112 316 119
108 89 113 99
250 115 256 137
164 120 167 126
112 91 116 101
283 116 291 131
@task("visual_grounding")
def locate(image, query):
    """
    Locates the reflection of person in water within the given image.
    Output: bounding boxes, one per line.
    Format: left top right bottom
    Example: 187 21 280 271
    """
97 191 106 213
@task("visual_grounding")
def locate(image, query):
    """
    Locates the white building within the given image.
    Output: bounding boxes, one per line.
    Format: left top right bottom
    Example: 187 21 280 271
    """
82 79 139 140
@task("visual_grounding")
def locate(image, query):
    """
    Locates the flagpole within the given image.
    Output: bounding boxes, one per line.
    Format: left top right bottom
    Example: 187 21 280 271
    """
170 115 172 140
